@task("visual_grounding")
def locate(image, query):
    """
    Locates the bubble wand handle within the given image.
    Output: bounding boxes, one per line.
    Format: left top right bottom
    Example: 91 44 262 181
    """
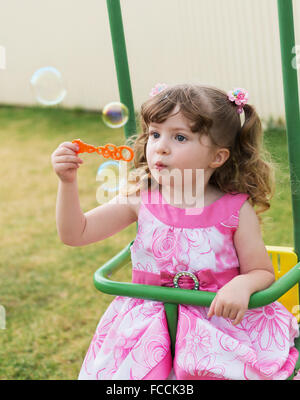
72 139 134 162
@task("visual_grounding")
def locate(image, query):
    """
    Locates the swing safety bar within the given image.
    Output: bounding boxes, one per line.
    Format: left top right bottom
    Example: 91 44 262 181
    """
94 241 300 356
94 242 300 310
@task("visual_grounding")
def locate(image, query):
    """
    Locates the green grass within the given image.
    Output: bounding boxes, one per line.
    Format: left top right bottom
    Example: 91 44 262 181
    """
0 105 294 379
263 129 293 245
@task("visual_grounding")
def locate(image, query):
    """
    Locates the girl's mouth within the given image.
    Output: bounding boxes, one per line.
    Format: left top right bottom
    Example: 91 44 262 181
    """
155 162 167 171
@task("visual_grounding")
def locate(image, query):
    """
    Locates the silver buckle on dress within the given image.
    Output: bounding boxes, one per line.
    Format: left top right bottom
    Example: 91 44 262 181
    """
173 271 199 290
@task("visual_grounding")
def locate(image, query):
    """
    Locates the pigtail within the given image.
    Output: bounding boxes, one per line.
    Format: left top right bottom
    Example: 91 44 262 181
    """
232 104 275 216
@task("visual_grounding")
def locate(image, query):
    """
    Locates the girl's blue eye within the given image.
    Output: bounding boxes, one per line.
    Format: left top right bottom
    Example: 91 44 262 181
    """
149 132 186 142
176 134 186 142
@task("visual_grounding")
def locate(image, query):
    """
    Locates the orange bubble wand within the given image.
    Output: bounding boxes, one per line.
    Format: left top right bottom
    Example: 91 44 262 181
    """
72 139 134 162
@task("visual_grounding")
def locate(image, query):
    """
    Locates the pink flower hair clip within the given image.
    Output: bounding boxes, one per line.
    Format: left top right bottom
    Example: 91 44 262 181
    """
227 88 249 114
149 83 168 97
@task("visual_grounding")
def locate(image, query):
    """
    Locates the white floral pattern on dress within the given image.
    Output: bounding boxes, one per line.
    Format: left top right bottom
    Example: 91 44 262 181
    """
78 192 299 380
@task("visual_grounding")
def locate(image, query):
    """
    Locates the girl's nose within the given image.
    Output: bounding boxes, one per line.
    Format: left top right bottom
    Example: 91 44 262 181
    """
156 137 170 155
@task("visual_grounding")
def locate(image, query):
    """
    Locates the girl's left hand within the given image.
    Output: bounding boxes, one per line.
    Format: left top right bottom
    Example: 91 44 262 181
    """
207 276 251 326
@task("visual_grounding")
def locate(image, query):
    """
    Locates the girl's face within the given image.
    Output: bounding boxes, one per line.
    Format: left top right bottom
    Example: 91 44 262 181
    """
146 108 219 190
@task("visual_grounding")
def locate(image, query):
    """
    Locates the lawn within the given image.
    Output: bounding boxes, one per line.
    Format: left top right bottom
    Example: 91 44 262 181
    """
0 105 294 379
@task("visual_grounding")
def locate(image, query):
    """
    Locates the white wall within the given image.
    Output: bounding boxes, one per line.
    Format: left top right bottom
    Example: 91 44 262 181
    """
0 0 299 120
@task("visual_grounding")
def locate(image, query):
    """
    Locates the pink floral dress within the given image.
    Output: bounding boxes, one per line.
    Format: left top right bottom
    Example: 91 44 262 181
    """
78 189 299 380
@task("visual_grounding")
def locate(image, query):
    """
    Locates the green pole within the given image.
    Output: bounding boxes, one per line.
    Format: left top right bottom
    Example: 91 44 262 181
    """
277 0 300 256
106 0 137 139
164 303 178 357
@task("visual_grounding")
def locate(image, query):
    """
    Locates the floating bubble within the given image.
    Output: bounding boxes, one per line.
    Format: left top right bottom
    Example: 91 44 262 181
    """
96 160 127 204
30 66 67 106
96 161 121 192
102 102 129 128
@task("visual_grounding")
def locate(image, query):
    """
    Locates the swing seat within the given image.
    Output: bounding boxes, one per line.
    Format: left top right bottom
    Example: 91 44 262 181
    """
93 242 300 379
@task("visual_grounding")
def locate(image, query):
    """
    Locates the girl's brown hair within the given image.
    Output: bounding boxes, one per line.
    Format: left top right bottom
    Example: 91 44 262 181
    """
125 84 274 217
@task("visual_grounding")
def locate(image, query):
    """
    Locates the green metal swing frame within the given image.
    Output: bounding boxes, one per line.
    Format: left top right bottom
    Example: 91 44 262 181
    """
94 0 300 376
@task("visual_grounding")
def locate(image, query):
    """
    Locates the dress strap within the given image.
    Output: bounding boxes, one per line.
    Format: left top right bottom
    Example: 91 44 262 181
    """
140 189 249 228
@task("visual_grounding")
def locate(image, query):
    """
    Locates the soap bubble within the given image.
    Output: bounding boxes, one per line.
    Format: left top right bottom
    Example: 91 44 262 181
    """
102 102 129 128
96 160 127 204
96 161 121 192
30 66 67 106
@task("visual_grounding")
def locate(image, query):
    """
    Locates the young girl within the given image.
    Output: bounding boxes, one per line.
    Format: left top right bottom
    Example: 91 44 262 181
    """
51 83 299 380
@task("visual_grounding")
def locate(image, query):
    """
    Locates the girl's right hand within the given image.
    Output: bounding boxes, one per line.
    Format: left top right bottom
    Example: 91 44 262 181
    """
51 141 83 183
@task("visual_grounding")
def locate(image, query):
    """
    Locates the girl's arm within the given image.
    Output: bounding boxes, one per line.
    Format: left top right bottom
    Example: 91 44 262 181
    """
73 193 138 246
53 141 138 247
56 179 86 245
232 201 275 291
207 201 275 325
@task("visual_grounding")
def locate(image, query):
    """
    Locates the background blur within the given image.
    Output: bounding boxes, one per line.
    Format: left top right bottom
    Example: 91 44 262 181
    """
1 0 300 119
